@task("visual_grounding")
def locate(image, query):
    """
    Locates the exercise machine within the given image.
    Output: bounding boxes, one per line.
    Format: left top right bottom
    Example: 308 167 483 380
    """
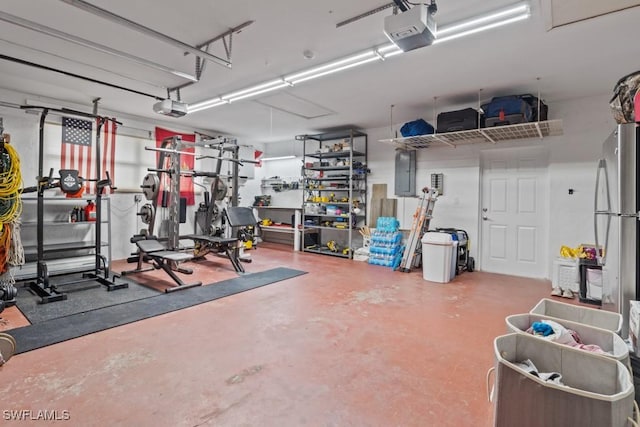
20 106 127 303
124 136 259 288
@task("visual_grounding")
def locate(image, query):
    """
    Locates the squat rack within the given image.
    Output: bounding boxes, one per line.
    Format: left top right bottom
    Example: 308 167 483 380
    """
20 105 128 303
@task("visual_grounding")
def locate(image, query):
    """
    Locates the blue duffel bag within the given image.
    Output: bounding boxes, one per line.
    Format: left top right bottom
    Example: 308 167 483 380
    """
400 119 435 137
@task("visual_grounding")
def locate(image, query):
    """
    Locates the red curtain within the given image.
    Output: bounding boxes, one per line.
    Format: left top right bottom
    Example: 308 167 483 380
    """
155 127 196 205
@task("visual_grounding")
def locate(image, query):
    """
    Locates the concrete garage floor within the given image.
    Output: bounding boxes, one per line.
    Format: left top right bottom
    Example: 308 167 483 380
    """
0 243 554 426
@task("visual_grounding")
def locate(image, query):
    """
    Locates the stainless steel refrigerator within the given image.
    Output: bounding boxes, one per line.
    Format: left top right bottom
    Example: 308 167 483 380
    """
594 123 639 338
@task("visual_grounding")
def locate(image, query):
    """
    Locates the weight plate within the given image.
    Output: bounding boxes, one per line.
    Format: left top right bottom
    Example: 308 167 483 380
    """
0 333 15 364
0 332 16 352
139 203 155 225
141 174 160 201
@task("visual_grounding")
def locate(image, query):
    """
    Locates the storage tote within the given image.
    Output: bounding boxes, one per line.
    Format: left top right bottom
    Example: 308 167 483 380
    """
530 298 622 334
505 313 630 369
490 333 635 427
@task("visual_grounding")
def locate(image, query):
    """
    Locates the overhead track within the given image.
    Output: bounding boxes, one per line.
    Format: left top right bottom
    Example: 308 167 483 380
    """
59 0 232 68
0 53 164 100
0 10 197 82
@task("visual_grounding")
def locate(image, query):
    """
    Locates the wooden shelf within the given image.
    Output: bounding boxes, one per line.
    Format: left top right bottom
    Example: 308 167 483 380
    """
379 120 563 150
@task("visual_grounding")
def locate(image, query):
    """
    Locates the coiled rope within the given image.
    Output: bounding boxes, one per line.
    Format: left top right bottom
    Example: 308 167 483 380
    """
0 140 24 284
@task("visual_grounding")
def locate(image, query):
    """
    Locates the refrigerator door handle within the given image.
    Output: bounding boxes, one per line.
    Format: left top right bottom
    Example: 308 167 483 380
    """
594 159 611 264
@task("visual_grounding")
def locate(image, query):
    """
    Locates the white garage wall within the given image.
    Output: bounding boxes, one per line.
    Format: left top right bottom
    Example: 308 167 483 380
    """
0 89 616 276
365 93 614 279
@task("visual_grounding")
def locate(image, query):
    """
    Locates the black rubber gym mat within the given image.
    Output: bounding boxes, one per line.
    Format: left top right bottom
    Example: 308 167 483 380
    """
6 267 307 354
15 278 160 324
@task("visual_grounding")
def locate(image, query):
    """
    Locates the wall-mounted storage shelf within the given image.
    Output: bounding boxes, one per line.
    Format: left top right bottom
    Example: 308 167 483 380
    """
379 120 563 150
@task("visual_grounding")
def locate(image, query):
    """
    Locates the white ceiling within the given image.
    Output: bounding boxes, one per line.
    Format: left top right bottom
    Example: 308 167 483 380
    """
0 0 638 143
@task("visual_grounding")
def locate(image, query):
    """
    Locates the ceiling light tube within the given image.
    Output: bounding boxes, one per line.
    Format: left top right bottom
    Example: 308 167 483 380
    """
288 56 380 85
284 51 377 82
0 10 199 82
221 79 285 100
188 98 227 113
377 43 400 53
261 155 296 161
227 82 290 102
437 2 530 36
434 12 530 44
383 49 403 58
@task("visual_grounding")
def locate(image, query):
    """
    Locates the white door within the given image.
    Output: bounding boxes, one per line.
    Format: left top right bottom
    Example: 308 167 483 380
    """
480 146 549 278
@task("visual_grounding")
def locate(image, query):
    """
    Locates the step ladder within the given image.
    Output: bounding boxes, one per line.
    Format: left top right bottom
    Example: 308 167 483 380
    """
397 187 438 272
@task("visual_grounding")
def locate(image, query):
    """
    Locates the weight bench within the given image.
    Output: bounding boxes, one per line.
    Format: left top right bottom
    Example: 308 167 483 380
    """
185 206 257 274
121 239 202 293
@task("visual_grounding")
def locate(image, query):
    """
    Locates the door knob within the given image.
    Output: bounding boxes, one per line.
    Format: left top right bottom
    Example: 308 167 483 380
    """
482 216 488 220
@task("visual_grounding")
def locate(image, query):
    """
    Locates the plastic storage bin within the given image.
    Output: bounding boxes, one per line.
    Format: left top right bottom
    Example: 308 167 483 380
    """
490 333 635 427
421 232 454 283
505 313 630 369
530 298 622 335
552 257 579 292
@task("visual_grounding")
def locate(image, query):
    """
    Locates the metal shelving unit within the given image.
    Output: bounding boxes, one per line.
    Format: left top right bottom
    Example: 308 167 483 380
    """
14 196 113 280
379 119 564 149
297 129 368 259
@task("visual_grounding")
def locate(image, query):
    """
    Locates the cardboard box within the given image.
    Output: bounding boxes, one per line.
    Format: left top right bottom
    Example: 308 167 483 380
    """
629 300 640 354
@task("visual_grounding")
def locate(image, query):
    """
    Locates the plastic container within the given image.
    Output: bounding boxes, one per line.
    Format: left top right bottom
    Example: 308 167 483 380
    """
529 298 623 335
552 257 579 292
84 200 97 222
421 232 454 283
505 313 630 370
490 333 635 427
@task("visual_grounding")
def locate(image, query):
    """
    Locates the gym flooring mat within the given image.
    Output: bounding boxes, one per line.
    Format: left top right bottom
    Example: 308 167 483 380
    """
7 267 306 354
15 277 159 324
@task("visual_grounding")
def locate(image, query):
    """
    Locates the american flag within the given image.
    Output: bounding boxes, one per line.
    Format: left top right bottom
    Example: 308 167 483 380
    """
60 117 117 194
61 117 93 193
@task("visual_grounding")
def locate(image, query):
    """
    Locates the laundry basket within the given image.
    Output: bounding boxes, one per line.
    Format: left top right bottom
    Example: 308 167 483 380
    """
505 313 630 370
530 298 623 334
490 333 635 427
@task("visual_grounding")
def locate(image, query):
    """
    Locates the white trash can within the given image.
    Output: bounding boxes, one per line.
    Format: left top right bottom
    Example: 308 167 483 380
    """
421 232 454 283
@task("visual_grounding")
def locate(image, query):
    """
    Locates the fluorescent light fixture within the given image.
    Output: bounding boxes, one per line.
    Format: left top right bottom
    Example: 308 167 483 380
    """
433 14 529 44
187 97 227 113
261 155 296 161
187 1 531 113
222 79 285 100
377 44 401 54
284 51 377 82
436 3 530 37
288 56 379 85
382 48 403 58
227 82 290 102
435 12 530 44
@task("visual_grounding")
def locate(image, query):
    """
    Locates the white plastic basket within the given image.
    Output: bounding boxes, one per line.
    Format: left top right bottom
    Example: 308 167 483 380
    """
530 298 623 335
489 333 635 427
505 313 630 369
